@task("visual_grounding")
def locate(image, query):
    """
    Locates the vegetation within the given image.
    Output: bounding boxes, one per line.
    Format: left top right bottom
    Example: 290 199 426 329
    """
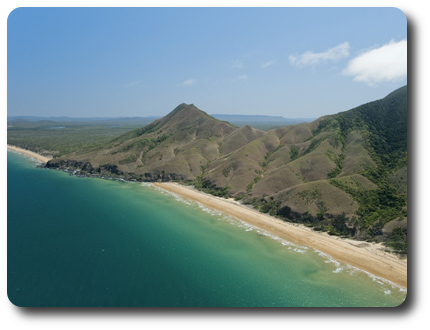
7 119 151 157
387 226 407 254
326 155 344 179
303 138 323 155
194 175 230 198
330 178 406 234
12 88 407 253
289 146 299 160
222 165 233 177
316 86 407 171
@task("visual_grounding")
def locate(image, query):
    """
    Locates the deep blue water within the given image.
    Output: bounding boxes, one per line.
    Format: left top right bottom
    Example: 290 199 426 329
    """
7 151 406 307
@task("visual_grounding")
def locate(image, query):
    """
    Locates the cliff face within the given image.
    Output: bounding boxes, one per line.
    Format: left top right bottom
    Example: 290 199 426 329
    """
46 87 407 247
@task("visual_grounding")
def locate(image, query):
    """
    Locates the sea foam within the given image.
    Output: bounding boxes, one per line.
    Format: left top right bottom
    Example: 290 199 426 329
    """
146 183 407 294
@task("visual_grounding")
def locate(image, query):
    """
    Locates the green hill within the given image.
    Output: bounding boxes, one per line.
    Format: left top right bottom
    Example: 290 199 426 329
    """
46 86 407 252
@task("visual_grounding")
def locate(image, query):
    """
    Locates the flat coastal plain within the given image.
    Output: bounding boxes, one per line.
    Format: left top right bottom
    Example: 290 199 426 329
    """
153 182 407 288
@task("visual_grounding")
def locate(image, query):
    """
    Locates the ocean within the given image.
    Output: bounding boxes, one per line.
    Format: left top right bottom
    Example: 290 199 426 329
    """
7 150 406 307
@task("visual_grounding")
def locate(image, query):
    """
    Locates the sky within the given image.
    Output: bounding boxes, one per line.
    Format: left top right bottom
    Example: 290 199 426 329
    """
7 7 407 118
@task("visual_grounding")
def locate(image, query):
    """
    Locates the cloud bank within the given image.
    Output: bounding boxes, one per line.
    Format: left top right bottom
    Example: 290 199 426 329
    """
262 60 275 68
178 78 198 87
289 42 350 66
343 39 407 86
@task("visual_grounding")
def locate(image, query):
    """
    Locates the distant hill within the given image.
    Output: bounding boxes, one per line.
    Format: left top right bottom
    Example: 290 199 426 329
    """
46 87 407 252
211 114 314 129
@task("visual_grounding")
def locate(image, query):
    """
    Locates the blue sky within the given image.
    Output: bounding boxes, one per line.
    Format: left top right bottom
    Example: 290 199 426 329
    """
7 7 407 118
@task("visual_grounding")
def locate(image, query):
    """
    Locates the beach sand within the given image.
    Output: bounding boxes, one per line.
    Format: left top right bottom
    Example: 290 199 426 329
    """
7 145 52 163
6 144 406 288
153 182 407 288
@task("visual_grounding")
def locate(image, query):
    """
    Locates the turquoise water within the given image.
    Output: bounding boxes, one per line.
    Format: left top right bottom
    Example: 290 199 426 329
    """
7 151 406 307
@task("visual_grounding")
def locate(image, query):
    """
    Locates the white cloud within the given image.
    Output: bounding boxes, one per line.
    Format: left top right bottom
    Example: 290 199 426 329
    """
342 39 407 86
289 42 350 66
262 60 275 68
237 75 248 81
232 60 244 69
178 78 198 87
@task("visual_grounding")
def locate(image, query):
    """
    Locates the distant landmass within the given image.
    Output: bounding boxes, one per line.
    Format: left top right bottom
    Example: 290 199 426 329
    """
8 114 314 131
45 86 407 252
211 114 314 128
7 116 161 122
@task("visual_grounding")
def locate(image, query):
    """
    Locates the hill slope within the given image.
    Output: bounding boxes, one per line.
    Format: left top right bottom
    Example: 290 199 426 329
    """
47 103 241 181
46 87 407 251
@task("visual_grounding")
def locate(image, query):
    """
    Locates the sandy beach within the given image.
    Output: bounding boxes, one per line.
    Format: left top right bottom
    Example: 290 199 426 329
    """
153 182 407 288
7 145 52 163
5 144 407 288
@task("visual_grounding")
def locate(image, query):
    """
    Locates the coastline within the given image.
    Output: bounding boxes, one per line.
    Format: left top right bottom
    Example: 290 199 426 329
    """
6 145 406 288
7 145 52 164
152 181 407 289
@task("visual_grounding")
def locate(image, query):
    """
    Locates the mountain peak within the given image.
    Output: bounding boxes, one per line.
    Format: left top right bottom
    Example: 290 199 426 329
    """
156 103 236 130
45 86 407 252
172 103 192 112
171 103 198 112
164 103 202 120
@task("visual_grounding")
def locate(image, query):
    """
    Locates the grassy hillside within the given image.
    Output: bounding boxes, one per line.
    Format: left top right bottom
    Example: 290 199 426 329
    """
47 104 239 181
45 87 407 252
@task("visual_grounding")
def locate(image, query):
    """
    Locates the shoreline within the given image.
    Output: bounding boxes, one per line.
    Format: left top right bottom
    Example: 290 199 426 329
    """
6 146 406 288
152 182 407 289
7 145 52 164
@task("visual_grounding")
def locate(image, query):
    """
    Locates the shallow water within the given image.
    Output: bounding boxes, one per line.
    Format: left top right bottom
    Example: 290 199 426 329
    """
7 151 406 307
